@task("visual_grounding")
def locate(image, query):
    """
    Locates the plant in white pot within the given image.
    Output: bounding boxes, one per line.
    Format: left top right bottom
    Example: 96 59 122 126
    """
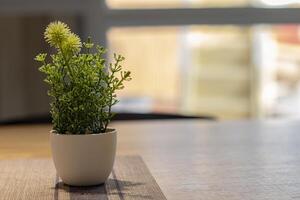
35 21 131 186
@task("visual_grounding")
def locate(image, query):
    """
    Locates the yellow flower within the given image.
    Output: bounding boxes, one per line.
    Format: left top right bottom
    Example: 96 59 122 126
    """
62 33 82 53
44 21 71 47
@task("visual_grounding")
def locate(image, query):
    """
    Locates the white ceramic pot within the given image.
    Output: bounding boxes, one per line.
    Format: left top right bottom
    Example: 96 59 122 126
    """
50 129 117 186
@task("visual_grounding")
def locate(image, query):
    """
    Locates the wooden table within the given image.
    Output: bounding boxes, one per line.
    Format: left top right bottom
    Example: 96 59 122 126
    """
1 119 300 200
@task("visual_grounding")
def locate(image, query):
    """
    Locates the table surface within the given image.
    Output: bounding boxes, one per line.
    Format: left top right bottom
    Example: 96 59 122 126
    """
1 119 300 200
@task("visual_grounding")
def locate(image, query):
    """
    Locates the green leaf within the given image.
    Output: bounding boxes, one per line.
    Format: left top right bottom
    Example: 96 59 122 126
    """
35 53 47 62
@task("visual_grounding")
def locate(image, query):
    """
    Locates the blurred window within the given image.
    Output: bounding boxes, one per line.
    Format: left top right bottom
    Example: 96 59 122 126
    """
253 25 300 118
102 0 300 119
109 26 252 119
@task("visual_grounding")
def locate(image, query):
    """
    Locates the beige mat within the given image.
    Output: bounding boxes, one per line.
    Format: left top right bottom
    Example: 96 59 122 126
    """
0 156 166 200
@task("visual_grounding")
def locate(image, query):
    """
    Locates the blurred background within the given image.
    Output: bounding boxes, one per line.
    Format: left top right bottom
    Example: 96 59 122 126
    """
2 0 300 122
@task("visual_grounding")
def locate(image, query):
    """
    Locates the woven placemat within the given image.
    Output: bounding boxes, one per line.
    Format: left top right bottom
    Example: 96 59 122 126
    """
0 156 166 200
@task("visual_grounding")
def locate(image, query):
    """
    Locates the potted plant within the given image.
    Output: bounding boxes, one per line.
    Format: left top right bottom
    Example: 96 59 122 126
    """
35 21 131 186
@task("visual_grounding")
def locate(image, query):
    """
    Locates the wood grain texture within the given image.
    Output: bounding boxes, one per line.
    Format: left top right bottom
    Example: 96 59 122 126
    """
1 119 300 199
0 156 166 200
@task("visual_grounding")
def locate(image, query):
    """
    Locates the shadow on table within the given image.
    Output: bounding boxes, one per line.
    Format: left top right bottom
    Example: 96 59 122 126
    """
53 178 153 199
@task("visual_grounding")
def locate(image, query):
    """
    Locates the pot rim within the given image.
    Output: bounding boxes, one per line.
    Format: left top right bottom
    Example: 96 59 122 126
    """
50 127 116 136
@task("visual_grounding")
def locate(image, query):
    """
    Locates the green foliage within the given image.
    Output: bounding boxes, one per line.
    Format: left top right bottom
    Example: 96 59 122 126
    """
35 21 131 134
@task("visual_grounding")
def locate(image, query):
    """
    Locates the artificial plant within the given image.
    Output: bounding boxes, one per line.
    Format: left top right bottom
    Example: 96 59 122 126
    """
35 21 131 134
